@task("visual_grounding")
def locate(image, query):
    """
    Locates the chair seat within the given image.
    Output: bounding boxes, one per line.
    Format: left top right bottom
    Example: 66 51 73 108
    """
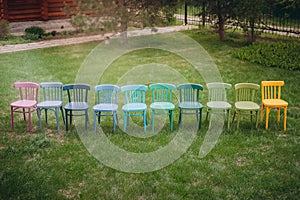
122 103 147 111
64 102 89 110
263 99 288 107
150 102 175 110
37 101 62 108
93 103 118 111
207 101 231 110
179 102 203 109
235 101 260 111
11 100 37 108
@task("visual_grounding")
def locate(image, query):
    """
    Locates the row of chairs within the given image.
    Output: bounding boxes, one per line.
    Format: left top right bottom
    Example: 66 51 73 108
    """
10 81 288 133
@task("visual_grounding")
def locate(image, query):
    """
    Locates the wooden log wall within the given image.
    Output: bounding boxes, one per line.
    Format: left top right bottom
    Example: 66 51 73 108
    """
0 0 75 22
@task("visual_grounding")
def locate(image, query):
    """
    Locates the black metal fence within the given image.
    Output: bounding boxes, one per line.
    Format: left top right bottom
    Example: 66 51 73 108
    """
176 5 300 38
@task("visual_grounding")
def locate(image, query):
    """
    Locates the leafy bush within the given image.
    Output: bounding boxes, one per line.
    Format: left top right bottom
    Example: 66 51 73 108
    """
0 19 10 39
234 42 300 70
24 26 45 40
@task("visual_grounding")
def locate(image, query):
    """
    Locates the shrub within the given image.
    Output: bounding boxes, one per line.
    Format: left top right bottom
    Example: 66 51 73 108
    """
234 42 300 71
24 26 45 40
0 19 10 39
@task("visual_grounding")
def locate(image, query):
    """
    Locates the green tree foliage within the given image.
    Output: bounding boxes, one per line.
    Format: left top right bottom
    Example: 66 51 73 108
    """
235 0 272 43
0 20 10 39
65 0 181 34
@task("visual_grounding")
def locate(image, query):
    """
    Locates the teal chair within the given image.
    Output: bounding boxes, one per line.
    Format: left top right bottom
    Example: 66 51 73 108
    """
93 84 120 133
206 82 232 129
177 83 204 130
37 82 65 133
121 85 148 132
149 83 176 132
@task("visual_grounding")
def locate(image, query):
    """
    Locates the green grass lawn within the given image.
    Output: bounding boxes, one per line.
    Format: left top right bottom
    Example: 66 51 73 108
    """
0 30 299 199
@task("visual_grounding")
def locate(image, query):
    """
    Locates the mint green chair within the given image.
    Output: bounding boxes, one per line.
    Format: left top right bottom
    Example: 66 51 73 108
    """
121 85 148 132
206 82 232 129
149 83 176 132
177 83 204 130
232 83 260 129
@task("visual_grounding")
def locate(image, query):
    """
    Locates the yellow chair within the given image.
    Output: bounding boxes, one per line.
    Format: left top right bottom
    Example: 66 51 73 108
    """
260 81 288 131
232 83 260 129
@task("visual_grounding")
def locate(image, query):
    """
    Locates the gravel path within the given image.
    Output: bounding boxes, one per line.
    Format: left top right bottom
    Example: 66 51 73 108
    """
0 24 196 54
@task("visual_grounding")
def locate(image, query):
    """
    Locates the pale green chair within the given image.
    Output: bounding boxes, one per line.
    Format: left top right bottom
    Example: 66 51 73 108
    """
150 83 176 132
206 82 232 129
232 83 260 129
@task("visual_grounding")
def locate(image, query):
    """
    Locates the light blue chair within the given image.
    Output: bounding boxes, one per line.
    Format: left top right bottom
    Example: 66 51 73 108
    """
37 82 65 133
63 84 90 131
93 84 119 133
149 83 176 132
177 83 204 130
121 85 148 132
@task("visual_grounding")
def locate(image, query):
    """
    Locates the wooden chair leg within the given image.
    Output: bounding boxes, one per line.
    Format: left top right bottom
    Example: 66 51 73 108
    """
227 109 230 130
151 110 155 133
198 109 202 130
170 110 174 132
265 107 270 130
93 111 97 133
55 107 60 133
277 108 280 123
11 106 14 130
232 110 236 126
37 108 42 130
255 111 259 128
65 110 69 131
45 109 48 124
237 111 241 129
260 106 264 122
143 110 147 132
179 109 182 128
124 112 127 132
60 107 65 125
23 108 26 121
28 108 32 131
284 107 287 131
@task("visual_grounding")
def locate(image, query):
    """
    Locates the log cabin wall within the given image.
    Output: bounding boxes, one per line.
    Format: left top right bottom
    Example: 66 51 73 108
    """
0 0 75 22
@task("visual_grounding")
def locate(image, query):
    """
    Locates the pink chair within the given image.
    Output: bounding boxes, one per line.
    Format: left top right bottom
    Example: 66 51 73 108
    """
10 82 39 132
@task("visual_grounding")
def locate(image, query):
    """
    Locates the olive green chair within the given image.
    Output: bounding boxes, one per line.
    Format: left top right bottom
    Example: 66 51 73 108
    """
232 83 260 129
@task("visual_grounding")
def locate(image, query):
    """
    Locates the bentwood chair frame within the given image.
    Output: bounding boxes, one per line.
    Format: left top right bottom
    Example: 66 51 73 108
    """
260 81 288 131
63 84 90 131
10 81 39 132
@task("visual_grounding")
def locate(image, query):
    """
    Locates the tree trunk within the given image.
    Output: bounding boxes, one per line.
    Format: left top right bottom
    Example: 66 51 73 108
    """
219 21 225 41
119 0 128 44
250 18 255 43
184 2 188 25
217 0 225 41
202 1 206 27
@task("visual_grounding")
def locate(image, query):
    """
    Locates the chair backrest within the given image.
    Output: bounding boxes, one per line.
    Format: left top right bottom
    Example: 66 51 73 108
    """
261 81 284 100
94 84 119 104
13 81 39 101
235 83 260 102
63 84 90 103
206 82 231 102
177 83 203 103
149 83 176 103
121 85 148 104
40 82 63 101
